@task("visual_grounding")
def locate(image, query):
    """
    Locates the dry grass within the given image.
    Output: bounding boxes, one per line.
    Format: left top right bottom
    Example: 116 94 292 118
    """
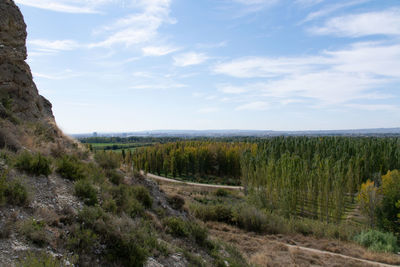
156 180 400 267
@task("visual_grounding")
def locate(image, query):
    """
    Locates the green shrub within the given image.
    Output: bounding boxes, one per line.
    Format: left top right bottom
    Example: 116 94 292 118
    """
18 252 65 267
233 204 268 233
67 227 98 253
163 217 189 237
4 180 28 206
214 188 229 197
190 203 233 223
163 217 209 246
102 198 117 213
57 155 86 181
18 219 49 246
168 194 185 210
74 179 98 206
132 185 153 208
112 185 145 217
106 169 123 185
77 207 154 267
188 222 208 246
94 151 120 169
15 152 52 176
355 230 399 253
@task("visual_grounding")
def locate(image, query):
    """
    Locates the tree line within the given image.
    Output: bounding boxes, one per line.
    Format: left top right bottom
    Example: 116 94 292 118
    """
133 137 400 224
132 141 252 185
241 137 400 223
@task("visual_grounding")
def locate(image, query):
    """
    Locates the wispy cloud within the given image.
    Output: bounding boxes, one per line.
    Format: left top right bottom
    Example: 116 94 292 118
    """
295 0 324 7
346 103 400 112
218 85 249 94
90 0 175 48
28 39 81 52
32 69 82 80
130 83 186 90
15 0 114 14
197 107 219 114
142 45 180 56
301 0 369 23
309 8 400 37
236 101 269 111
173 52 209 67
214 41 400 107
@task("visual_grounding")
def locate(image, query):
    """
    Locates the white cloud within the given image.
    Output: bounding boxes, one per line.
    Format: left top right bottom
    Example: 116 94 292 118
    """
346 104 399 112
236 101 269 111
310 9 400 37
90 0 174 48
213 56 327 78
142 45 180 56
29 39 81 51
301 0 368 23
197 107 219 114
218 85 248 94
232 0 277 5
130 83 186 90
214 41 400 107
15 0 114 13
173 52 209 67
295 0 324 7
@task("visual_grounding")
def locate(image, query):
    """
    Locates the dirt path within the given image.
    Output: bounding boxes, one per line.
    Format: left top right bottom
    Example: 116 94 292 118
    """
282 241 397 267
142 172 244 190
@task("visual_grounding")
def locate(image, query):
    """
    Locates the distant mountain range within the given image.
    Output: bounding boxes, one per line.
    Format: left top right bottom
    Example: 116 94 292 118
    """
71 128 400 138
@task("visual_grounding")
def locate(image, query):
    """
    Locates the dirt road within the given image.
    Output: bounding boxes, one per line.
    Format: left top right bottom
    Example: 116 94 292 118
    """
142 171 244 190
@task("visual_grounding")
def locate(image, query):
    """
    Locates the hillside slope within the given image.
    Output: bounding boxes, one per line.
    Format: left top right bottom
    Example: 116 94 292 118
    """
0 1 245 266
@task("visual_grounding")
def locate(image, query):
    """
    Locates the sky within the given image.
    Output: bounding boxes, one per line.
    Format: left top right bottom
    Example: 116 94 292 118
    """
15 0 400 134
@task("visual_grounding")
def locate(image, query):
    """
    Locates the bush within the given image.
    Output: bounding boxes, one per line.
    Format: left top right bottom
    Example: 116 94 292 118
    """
355 230 399 253
233 204 268 233
57 155 86 181
106 169 123 185
188 222 208 246
15 152 52 176
18 218 49 246
214 188 229 197
74 179 98 206
4 180 28 206
132 185 153 208
168 194 185 210
163 217 189 237
94 151 120 169
67 227 98 253
190 203 233 223
112 185 145 217
77 207 154 267
18 252 66 267
163 217 209 246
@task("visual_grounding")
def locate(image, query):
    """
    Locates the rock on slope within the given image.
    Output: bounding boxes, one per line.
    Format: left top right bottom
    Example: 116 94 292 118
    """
0 0 70 152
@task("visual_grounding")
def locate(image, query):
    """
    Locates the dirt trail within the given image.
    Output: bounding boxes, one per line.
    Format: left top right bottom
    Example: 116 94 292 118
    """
282 241 397 267
143 172 244 190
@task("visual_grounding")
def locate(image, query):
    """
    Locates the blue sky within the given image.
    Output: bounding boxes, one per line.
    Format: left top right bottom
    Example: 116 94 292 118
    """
15 0 400 134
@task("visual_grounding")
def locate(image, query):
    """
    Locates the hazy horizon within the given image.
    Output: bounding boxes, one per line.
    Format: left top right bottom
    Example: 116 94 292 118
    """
16 0 400 134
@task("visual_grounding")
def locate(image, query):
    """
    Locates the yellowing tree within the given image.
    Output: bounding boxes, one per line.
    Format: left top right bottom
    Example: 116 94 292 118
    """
377 170 400 233
357 179 379 227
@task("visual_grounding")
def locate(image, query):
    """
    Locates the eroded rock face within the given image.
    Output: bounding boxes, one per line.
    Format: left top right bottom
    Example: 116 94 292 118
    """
0 0 54 122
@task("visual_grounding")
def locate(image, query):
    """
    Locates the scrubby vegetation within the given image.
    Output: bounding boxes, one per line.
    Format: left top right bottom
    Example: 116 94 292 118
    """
355 230 399 253
56 155 87 181
18 218 50 246
74 179 98 206
0 176 28 206
14 151 52 177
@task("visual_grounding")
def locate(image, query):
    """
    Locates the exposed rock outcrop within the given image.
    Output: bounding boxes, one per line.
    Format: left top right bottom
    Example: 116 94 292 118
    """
0 0 54 121
0 0 73 152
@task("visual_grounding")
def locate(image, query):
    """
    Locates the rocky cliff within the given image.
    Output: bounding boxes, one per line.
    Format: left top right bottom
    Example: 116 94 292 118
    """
0 0 70 152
